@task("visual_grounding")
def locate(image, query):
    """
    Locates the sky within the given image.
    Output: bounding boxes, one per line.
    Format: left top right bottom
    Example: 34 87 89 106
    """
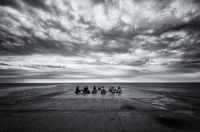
0 0 200 83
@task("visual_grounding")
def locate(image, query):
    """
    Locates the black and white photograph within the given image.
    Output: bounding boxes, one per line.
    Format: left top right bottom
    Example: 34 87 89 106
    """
0 0 200 131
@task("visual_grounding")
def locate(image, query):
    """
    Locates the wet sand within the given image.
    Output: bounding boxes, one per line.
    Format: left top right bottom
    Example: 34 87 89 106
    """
0 83 200 132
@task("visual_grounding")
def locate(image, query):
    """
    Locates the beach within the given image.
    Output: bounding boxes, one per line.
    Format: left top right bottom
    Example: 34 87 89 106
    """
0 83 200 132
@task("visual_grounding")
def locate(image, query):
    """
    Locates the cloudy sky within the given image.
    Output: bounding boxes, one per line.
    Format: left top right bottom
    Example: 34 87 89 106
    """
0 0 200 83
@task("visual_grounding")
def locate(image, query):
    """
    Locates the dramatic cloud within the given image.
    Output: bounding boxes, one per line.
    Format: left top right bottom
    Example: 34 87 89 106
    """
0 0 200 82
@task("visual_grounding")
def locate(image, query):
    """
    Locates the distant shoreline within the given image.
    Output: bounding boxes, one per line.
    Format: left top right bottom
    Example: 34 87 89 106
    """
0 82 200 84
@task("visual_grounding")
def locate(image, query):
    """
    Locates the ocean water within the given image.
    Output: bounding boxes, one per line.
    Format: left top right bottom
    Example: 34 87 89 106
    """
1 83 199 89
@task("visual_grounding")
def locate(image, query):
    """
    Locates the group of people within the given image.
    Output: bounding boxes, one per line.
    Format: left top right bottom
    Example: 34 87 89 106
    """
109 86 122 93
75 86 122 94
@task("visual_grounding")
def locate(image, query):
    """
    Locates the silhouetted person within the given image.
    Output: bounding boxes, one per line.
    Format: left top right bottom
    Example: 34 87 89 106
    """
116 86 122 93
83 86 90 94
111 86 116 93
101 87 106 94
98 86 101 91
109 86 112 92
92 86 97 94
75 86 80 94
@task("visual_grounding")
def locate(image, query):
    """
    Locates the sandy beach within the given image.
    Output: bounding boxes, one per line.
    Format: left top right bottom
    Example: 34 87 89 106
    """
0 83 200 132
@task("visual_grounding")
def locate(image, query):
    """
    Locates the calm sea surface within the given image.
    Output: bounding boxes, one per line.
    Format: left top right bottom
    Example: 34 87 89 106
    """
0 83 200 90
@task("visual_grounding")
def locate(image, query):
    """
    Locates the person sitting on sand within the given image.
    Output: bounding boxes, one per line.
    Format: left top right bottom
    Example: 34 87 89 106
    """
109 86 112 92
98 86 101 91
83 86 90 94
83 87 86 93
116 86 122 93
101 87 106 94
111 86 116 93
92 86 97 94
75 86 80 94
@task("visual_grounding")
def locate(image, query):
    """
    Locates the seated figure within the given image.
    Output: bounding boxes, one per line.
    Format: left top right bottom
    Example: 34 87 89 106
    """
111 86 116 93
83 87 86 93
98 86 101 91
92 86 97 94
83 86 90 94
75 86 80 94
116 86 122 93
109 86 112 92
101 88 106 94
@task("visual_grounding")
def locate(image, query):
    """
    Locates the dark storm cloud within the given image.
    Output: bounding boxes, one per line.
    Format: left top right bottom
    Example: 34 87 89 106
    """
0 65 131 80
0 0 199 55
0 69 83 79
92 0 105 5
21 0 51 12
0 0 200 82
0 0 21 9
